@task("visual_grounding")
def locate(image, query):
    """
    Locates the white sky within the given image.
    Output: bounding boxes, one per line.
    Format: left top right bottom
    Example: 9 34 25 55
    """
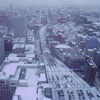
0 0 100 7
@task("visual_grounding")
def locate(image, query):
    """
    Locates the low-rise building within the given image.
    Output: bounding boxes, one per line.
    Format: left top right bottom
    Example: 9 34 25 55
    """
12 44 25 53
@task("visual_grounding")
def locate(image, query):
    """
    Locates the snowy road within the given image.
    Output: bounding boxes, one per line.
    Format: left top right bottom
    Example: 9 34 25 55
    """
39 26 90 88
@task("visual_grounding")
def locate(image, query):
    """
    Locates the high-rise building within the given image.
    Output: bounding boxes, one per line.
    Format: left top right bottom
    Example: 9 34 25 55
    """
0 34 5 65
84 55 97 86
94 51 100 70
0 10 8 26
86 49 95 58
86 48 98 63
79 41 85 51
4 38 12 53
0 26 8 35
94 71 100 92
75 34 83 45
85 36 98 50
13 15 26 38
10 4 13 13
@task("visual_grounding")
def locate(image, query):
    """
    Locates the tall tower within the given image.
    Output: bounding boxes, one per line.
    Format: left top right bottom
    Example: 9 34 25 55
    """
13 15 26 38
10 4 13 13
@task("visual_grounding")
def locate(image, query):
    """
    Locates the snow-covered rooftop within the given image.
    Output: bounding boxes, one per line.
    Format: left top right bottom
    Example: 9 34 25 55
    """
2 62 18 79
38 73 46 83
25 44 35 54
55 44 71 49
13 44 25 49
12 87 37 100
25 68 38 86
0 57 38 79
9 53 35 59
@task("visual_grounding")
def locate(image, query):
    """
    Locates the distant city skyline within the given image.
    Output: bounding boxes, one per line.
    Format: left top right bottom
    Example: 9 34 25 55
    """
0 0 100 8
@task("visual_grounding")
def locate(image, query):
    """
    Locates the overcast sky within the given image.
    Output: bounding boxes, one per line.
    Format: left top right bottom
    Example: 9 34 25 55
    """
0 0 100 7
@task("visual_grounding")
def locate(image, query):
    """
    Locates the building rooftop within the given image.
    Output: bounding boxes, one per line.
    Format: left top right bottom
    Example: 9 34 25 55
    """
38 73 47 84
87 57 97 68
0 56 48 100
13 44 25 49
25 44 35 54
0 57 38 80
12 87 37 100
64 47 84 60
10 44 35 58
55 44 71 49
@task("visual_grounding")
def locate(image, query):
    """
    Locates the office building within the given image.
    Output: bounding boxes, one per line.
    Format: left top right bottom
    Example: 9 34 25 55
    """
75 34 83 45
0 56 36 100
53 34 60 41
86 49 95 58
0 75 16 100
12 44 25 53
57 18 67 23
85 36 98 50
0 34 5 65
65 47 84 69
60 35 66 44
47 28 53 33
13 15 26 38
84 55 97 86
50 41 60 53
4 39 12 53
41 18 47 24
0 11 8 26
0 26 8 35
54 44 71 60
12 37 26 46
0 46 47 100
10 4 13 13
97 38 100 50
53 32 65 44
94 71 100 92
86 48 98 64
0 11 13 32
79 41 85 51
94 51 100 69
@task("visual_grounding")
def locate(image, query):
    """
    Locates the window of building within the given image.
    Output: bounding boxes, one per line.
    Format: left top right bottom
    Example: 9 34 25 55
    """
6 87 8 89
